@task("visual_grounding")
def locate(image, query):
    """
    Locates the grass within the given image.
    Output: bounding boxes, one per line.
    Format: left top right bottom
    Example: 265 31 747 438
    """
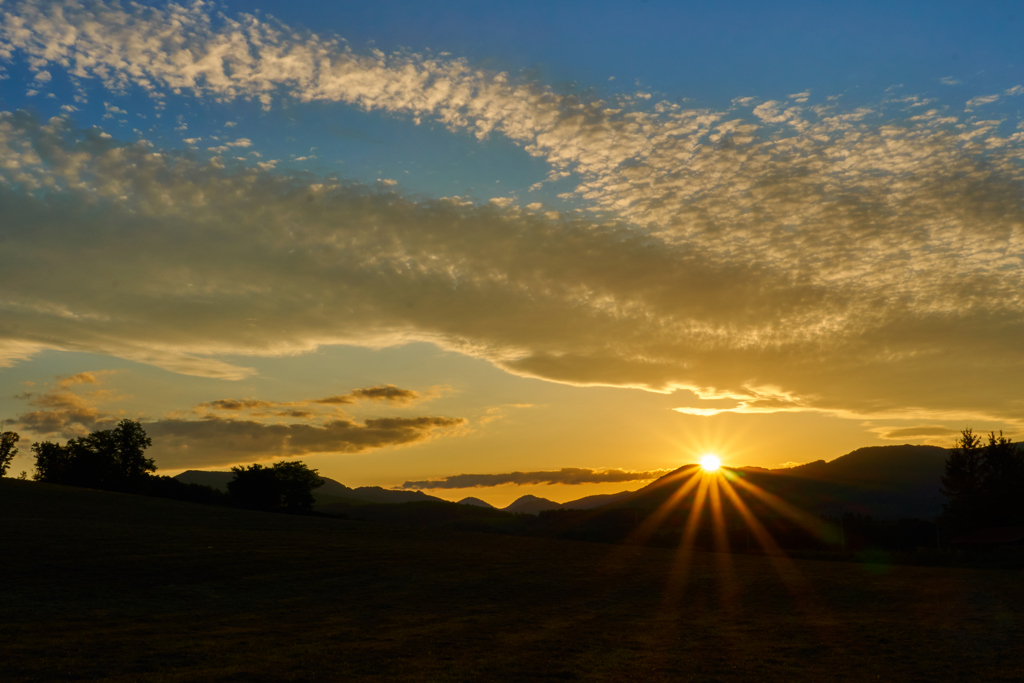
2 478 1023 681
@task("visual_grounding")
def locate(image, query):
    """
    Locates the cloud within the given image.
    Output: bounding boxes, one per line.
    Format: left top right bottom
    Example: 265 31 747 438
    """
8 377 120 436
0 3 1022 429
196 385 420 412
875 426 960 440
56 371 117 388
348 385 420 403
200 399 277 411
146 415 466 468
7 375 465 468
400 467 670 489
965 94 1000 109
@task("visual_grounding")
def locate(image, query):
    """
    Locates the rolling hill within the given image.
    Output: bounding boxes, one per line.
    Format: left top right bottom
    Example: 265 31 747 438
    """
458 496 495 508
174 470 445 505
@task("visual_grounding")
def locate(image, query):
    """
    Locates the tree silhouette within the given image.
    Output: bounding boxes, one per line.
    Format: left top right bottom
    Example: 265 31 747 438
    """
32 420 155 490
941 428 1023 532
109 419 155 482
979 430 1024 527
228 461 324 512
227 464 283 511
0 431 20 477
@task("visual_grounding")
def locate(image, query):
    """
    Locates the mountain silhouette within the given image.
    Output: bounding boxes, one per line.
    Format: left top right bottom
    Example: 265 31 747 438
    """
174 470 444 505
458 497 495 508
560 490 635 510
504 495 562 515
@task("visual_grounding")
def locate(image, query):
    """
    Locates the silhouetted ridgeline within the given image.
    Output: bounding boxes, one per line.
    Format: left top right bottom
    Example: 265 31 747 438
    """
175 470 446 505
23 431 1018 559
174 471 635 513
750 444 950 519
307 444 968 557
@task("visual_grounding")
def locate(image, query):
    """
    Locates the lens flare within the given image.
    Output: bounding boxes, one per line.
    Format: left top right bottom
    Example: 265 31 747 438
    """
700 455 721 472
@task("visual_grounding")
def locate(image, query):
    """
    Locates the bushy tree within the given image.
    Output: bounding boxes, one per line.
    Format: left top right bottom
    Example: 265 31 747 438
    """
32 439 81 485
0 431 20 477
227 461 324 513
227 464 283 511
941 428 1024 532
32 420 155 490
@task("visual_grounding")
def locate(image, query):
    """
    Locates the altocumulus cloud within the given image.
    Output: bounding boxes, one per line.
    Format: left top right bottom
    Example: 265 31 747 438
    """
401 468 671 490
0 2 1023 428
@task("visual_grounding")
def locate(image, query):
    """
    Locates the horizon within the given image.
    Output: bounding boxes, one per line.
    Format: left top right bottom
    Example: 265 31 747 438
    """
1 2 1022 509
175 440 953 509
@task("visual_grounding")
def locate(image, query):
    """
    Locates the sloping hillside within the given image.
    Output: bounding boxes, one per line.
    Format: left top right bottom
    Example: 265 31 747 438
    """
618 445 950 519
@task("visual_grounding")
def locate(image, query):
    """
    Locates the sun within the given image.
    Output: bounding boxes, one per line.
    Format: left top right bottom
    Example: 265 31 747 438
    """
700 455 721 472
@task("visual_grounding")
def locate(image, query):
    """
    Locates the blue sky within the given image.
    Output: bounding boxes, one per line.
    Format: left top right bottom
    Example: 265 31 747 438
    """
1 1 1022 505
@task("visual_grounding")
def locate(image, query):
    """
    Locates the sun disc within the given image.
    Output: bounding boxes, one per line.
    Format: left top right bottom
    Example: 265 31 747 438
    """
700 455 721 472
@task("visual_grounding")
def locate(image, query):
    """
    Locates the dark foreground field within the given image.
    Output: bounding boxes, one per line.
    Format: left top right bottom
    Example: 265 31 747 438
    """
2 480 1022 682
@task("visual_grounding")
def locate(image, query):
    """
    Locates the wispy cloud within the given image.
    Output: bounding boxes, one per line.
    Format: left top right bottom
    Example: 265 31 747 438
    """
401 467 670 489
200 385 421 412
873 425 961 440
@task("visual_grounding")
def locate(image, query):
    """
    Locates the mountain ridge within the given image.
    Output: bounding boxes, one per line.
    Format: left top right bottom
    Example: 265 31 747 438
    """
176 444 954 518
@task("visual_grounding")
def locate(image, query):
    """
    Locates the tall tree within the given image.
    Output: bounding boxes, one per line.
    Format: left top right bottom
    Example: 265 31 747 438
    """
0 431 20 477
940 428 985 532
980 431 1024 526
110 419 155 481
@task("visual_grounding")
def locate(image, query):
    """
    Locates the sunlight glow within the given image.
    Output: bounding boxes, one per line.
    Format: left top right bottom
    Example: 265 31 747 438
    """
700 455 721 472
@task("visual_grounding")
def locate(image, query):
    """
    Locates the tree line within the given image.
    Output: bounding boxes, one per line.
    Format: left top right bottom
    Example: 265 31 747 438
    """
0 421 324 513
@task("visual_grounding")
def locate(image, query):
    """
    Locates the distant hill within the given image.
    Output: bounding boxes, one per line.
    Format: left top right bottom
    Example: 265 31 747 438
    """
774 444 948 488
504 495 562 515
347 486 442 505
175 470 235 491
561 490 635 510
617 444 950 520
458 497 495 508
173 471 444 506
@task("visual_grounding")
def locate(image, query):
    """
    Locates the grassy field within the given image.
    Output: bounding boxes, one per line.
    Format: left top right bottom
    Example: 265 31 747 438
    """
2 479 1022 682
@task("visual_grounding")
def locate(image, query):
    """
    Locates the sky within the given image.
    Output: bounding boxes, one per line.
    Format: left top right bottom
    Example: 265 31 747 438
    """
1 1 1022 507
